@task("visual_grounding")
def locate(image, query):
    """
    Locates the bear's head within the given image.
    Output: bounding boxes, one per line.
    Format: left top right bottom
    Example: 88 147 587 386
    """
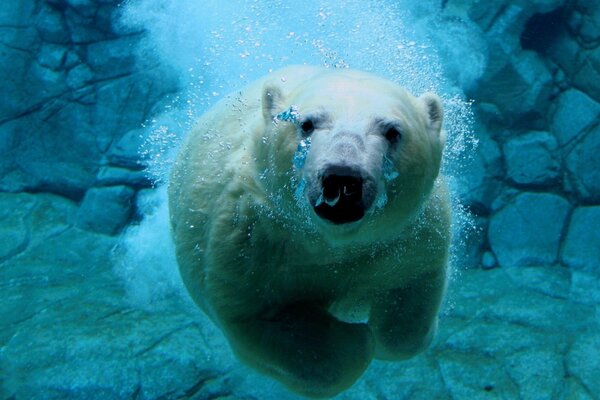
261 69 444 234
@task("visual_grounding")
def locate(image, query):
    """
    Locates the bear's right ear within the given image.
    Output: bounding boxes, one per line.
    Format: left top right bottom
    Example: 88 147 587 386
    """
419 92 444 137
262 83 285 124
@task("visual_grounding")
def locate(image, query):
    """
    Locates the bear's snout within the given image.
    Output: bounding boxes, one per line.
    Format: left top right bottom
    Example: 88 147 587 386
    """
312 165 375 224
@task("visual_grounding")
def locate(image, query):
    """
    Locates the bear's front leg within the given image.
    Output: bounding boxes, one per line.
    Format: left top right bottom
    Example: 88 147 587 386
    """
369 269 446 360
223 302 375 398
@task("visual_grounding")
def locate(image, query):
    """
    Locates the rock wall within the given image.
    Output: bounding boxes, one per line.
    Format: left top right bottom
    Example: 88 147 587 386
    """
0 0 179 235
445 0 600 270
1 0 598 271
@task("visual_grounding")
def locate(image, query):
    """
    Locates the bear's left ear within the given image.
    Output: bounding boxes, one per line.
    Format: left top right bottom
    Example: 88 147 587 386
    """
419 92 444 137
262 83 285 124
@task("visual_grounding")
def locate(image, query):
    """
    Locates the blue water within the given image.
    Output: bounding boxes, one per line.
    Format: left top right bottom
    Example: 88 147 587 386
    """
2 0 599 398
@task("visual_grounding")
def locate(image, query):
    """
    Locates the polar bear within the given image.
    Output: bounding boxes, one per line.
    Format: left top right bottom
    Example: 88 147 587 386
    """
168 66 450 398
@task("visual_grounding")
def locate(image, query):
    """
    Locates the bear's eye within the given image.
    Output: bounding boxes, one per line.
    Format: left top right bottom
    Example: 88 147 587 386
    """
384 127 402 143
300 120 315 136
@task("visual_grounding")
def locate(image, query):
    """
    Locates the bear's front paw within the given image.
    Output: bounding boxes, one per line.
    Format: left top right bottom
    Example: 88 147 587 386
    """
227 303 375 398
373 319 437 360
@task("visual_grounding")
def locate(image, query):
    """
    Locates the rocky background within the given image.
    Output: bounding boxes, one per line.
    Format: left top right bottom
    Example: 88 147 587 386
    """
1 0 599 399
447 0 600 273
0 0 178 235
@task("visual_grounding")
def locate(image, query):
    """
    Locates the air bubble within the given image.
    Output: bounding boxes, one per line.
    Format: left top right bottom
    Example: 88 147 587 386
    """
293 137 311 171
274 105 300 126
382 156 399 181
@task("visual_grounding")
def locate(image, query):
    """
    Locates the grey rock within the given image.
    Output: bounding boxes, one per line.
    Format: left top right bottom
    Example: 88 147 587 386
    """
17 160 97 200
30 62 67 96
481 251 497 269
443 319 549 358
0 0 178 201
564 123 600 203
92 70 179 152
504 265 571 299
0 224 233 400
548 29 600 103
0 117 17 162
455 128 503 213
454 214 487 269
76 185 135 234
27 193 77 245
34 3 70 44
561 206 600 272
474 47 553 126
504 350 564 400
481 284 591 331
65 8 109 44
559 379 595 400
570 270 600 306
66 63 95 89
107 128 146 170
6 95 108 198
550 89 600 145
0 1 35 26
489 193 571 267
67 0 98 18
572 47 600 103
0 193 36 263
566 333 600 395
467 0 565 50
438 352 518 398
503 131 560 187
86 36 139 79
567 7 599 46
64 50 83 70
427 16 488 91
0 21 40 122
96 166 151 188
445 268 514 318
360 357 446 400
37 43 68 70
547 27 582 77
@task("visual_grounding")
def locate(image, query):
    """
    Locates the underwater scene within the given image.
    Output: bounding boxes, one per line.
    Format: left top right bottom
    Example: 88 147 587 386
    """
1 0 599 398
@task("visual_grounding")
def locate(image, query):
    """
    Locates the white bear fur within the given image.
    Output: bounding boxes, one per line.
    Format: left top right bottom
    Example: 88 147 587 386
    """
169 66 450 398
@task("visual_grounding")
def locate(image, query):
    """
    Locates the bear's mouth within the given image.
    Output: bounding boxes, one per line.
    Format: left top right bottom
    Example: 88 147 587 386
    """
311 166 374 225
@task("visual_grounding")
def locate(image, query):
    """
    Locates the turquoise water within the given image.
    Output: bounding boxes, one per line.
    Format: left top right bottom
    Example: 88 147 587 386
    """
1 0 599 399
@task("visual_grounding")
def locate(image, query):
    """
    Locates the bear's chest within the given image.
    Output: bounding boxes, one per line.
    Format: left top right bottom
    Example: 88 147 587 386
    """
247 231 408 302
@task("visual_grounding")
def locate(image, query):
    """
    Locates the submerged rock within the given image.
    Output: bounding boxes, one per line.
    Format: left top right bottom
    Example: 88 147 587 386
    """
96 166 152 189
561 206 600 272
473 47 553 126
455 128 503 214
1 192 598 399
76 185 136 235
488 192 571 267
550 88 600 145
566 333 600 395
503 131 560 187
564 124 600 203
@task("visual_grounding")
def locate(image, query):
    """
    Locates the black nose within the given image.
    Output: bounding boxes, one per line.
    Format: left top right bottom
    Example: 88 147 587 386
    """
314 166 366 224
322 173 363 205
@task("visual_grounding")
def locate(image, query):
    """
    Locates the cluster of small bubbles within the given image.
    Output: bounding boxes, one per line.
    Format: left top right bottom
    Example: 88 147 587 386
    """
273 105 300 126
441 95 478 174
138 122 180 186
293 137 311 171
382 156 400 182
374 192 388 210
293 179 306 205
